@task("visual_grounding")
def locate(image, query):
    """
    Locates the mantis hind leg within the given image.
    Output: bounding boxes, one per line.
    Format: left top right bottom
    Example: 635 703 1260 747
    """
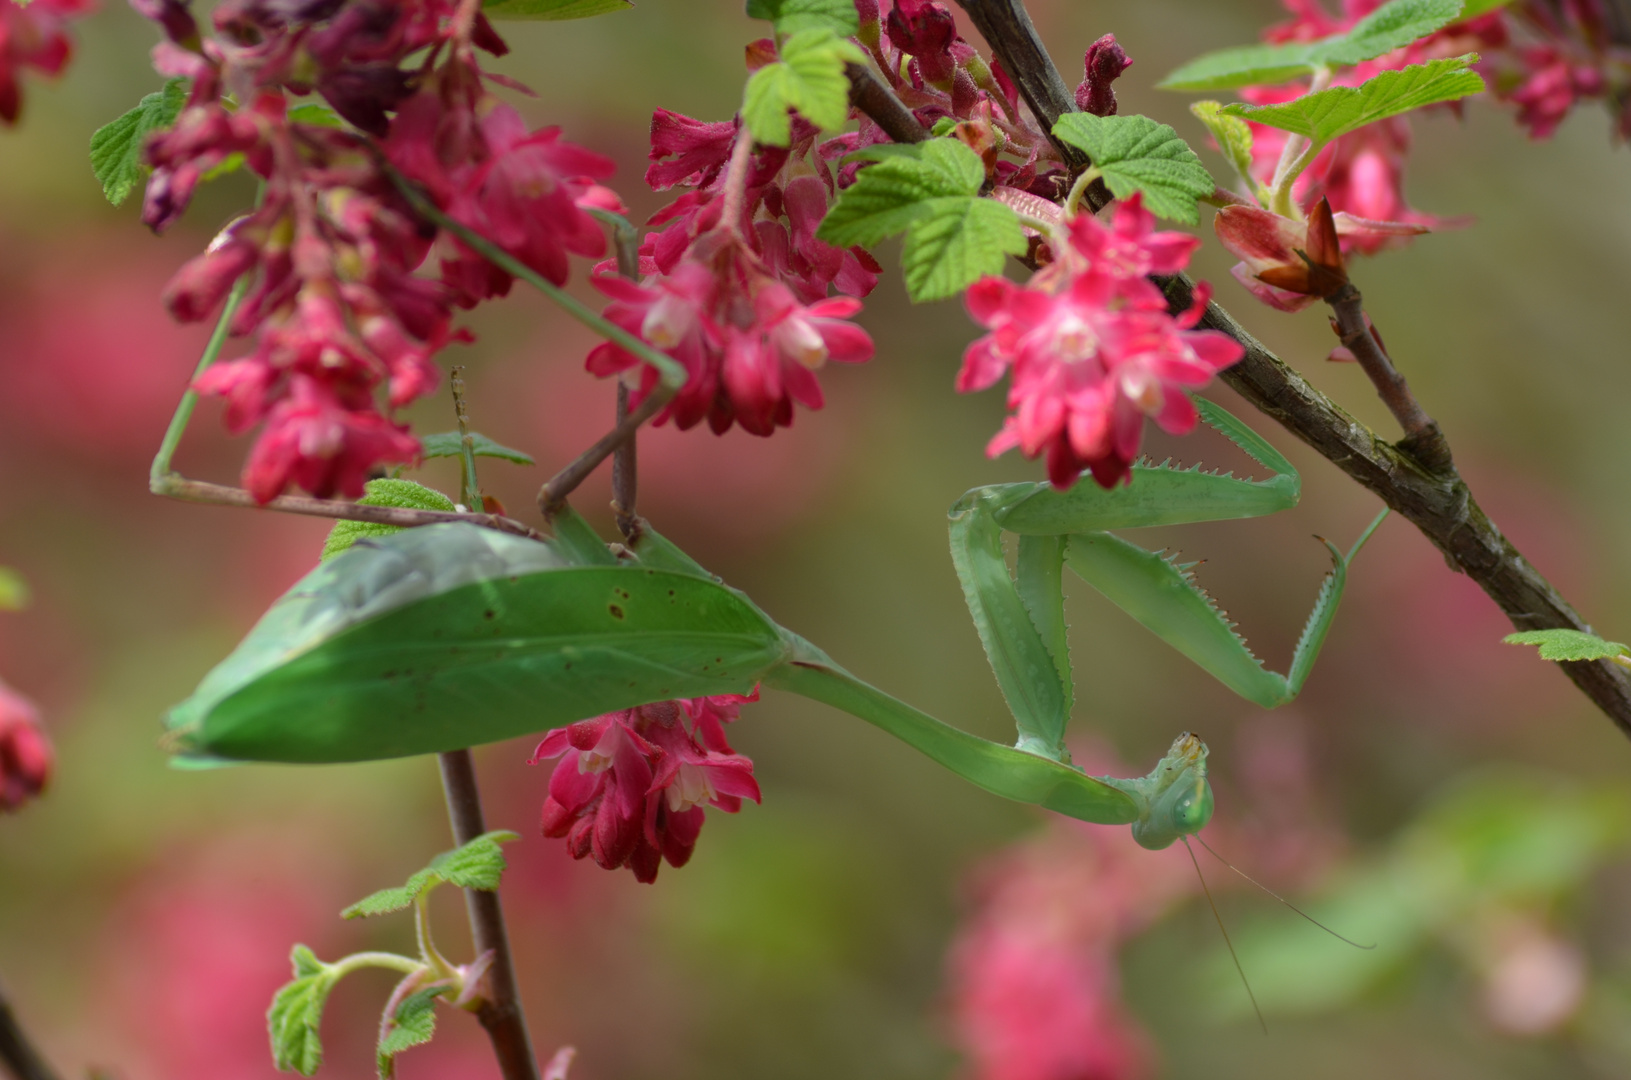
1063 508 1388 709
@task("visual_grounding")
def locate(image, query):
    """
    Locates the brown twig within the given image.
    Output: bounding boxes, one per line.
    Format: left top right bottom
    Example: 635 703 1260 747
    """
151 475 547 541
438 750 539 1080
0 977 60 1080
846 62 931 144
537 391 669 522
1324 284 1452 473
846 2 1631 737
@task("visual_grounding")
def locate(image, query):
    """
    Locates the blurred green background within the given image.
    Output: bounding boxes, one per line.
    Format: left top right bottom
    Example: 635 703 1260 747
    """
4 0 1631 1076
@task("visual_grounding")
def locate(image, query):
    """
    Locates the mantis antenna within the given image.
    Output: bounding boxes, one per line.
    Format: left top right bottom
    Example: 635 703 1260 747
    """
1183 836 1267 1036
1195 833 1375 950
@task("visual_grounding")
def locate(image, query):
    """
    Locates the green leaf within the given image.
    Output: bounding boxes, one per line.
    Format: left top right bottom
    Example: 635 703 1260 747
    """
1052 113 1216 224
342 870 437 919
89 79 189 207
742 28 865 146
817 139 985 247
1190 101 1260 193
1221 54 1485 144
1504 629 1630 662
1461 0 1516 15
745 0 859 35
429 830 521 890
1159 0 1465 91
377 985 444 1077
900 197 1026 301
418 431 536 465
480 0 632 19
320 479 457 562
0 567 29 612
267 946 336 1076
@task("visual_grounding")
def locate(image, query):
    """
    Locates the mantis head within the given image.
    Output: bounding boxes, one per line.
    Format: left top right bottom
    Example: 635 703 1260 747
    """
1129 732 1213 850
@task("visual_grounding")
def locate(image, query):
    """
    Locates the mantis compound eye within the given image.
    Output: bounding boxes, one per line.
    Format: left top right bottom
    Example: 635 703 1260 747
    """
1172 780 1214 836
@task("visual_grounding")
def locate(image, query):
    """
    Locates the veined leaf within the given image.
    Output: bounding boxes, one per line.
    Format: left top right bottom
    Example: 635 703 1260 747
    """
378 985 443 1077
342 831 521 919
480 0 632 19
320 479 457 561
267 946 337 1076
817 139 1021 301
418 431 535 465
1221 54 1485 144
901 197 1026 301
1052 113 1215 224
1159 0 1465 91
90 79 188 206
1505 629 1630 663
742 28 865 146
745 0 859 35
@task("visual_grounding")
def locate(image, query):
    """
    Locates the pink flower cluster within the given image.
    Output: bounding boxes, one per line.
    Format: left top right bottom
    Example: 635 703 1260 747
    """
585 96 877 436
0 678 51 812
959 195 1244 489
946 786 1197 1080
0 0 90 125
139 0 619 501
530 692 761 883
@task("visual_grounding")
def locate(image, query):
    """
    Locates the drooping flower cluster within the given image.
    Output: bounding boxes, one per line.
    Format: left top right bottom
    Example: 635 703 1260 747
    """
0 0 90 126
0 678 51 812
959 194 1244 489
945 776 1197 1080
139 0 619 501
530 692 761 883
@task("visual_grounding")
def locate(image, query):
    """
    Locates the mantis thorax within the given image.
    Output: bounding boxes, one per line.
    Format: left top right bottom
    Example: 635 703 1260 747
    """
1106 732 1214 850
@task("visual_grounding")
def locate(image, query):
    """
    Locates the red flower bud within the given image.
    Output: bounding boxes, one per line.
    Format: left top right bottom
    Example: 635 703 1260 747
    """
0 680 51 812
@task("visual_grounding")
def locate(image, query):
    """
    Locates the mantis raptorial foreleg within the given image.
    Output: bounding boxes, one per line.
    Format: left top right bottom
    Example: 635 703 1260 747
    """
951 398 1387 766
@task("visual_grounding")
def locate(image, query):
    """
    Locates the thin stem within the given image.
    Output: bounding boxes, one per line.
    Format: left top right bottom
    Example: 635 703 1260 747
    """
1323 283 1449 472
0 977 60 1080
953 0 1085 168
1268 66 1332 214
414 894 459 981
608 221 641 540
716 126 757 238
845 62 930 144
151 475 546 540
437 750 539 1080
451 366 482 510
328 951 427 980
538 391 670 520
149 275 249 488
1063 166 1102 217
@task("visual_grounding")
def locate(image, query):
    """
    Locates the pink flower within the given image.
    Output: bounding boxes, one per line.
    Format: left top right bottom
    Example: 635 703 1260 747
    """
0 0 91 125
1506 44 1607 138
0 679 51 812
530 692 761 883
885 0 960 87
958 195 1242 489
233 375 420 502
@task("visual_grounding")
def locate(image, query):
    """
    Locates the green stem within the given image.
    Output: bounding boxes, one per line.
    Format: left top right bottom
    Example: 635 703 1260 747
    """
763 643 1140 825
382 165 686 393
149 275 249 488
414 894 460 981
329 951 425 980
1064 166 1102 217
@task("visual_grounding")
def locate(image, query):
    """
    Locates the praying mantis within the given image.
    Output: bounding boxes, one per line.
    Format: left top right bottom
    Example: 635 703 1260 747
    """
165 397 1382 853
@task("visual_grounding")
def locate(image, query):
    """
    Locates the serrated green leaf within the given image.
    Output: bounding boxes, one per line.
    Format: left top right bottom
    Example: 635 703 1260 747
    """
1190 101 1259 192
816 138 984 247
0 568 29 612
321 479 458 562
1504 629 1630 662
428 830 521 890
418 431 536 465
742 28 865 146
480 0 632 19
268 946 336 1076
342 870 436 919
377 985 443 1077
1053 113 1215 224
89 79 189 207
1221 54 1485 145
745 0 858 35
901 197 1026 302
1159 0 1464 91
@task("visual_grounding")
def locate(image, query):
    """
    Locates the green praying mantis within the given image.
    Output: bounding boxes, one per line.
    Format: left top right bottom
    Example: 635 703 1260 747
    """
166 395 1384 855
